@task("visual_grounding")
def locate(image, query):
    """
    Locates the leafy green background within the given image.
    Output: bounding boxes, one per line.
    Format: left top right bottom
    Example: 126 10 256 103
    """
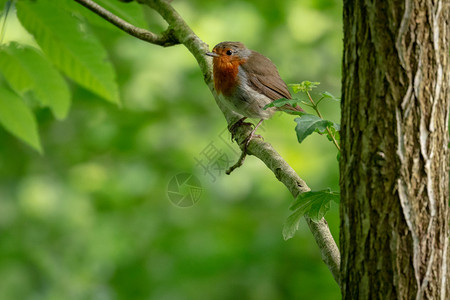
0 0 342 299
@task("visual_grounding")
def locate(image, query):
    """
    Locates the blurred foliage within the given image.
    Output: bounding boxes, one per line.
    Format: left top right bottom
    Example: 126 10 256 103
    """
0 0 342 299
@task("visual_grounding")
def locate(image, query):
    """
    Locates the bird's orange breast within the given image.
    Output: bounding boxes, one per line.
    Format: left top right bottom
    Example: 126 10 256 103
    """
212 57 246 97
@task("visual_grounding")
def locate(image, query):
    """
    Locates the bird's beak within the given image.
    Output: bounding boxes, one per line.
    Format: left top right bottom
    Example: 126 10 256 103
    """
206 52 219 57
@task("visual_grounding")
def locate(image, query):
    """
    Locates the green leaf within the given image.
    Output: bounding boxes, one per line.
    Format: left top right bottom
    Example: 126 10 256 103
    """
321 91 340 101
0 86 42 152
282 209 306 241
283 189 339 240
294 114 338 143
326 123 340 143
290 189 340 210
290 81 320 93
0 42 71 119
263 98 303 109
16 0 120 104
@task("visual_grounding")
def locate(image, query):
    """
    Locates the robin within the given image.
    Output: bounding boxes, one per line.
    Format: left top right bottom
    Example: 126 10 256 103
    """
205 41 302 149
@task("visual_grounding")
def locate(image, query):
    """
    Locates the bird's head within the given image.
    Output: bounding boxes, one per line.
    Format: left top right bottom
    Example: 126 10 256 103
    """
206 41 251 65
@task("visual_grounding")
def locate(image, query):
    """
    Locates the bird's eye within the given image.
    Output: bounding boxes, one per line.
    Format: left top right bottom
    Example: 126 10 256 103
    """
226 50 233 56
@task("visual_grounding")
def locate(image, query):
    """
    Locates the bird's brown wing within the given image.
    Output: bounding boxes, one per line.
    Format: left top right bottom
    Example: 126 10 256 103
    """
241 51 292 100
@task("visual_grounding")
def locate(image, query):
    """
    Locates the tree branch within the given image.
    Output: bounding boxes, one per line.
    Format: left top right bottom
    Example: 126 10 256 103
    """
74 0 341 285
73 0 179 46
305 217 340 285
230 121 341 285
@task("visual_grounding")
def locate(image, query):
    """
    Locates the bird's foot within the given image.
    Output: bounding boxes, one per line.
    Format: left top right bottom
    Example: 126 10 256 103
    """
241 119 264 150
228 117 252 141
226 132 261 175
242 131 262 153
226 119 264 175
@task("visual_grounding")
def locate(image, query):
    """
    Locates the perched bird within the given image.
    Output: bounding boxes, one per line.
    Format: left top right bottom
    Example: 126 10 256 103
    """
206 41 301 147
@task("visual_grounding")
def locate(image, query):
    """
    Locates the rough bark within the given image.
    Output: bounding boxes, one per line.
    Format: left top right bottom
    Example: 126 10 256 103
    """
340 0 449 299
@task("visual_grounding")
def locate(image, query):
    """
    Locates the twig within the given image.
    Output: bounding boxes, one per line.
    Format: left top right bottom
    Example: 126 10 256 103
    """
226 150 247 175
74 0 341 285
73 0 179 46
306 91 341 151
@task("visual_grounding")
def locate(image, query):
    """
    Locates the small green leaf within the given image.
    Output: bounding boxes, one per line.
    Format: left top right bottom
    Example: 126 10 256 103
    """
264 98 303 109
326 124 340 143
283 189 340 240
289 189 340 210
282 208 305 241
294 114 335 143
322 91 340 101
0 86 42 152
290 81 320 93
0 42 71 119
16 0 120 104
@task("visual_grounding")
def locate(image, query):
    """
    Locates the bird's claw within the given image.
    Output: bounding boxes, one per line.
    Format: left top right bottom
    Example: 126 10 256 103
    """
241 132 264 154
252 134 263 140
226 119 264 175
228 117 252 141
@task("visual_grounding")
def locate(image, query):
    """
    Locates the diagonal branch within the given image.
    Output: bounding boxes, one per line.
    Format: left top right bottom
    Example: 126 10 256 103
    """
73 0 179 46
74 0 341 286
229 120 341 285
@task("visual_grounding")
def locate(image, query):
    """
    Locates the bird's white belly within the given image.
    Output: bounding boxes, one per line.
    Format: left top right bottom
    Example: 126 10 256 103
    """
217 70 276 119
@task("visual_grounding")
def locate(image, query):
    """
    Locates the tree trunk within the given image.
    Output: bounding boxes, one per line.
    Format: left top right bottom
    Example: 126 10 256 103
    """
340 0 449 299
